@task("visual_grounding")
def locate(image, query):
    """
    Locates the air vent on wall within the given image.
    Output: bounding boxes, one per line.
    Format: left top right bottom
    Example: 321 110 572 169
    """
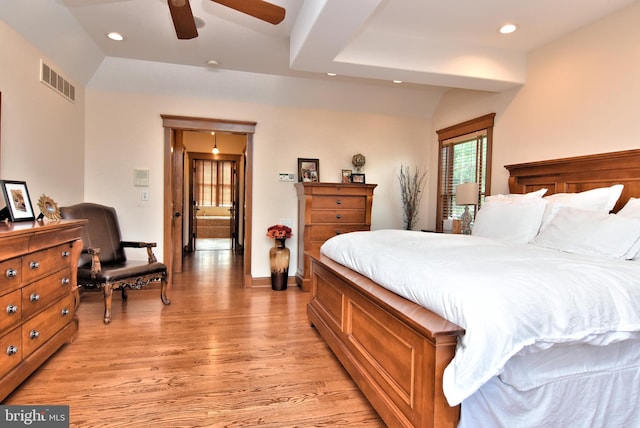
40 60 75 103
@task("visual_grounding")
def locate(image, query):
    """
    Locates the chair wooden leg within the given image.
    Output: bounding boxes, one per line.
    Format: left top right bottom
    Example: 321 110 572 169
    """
161 279 171 305
103 284 113 324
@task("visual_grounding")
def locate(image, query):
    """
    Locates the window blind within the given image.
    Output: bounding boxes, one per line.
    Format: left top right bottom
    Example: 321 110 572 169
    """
195 160 233 207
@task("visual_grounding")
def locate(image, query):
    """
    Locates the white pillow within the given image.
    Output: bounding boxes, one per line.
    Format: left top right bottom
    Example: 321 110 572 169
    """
615 198 640 259
617 198 640 218
541 184 624 226
472 197 547 243
533 206 640 259
485 188 547 202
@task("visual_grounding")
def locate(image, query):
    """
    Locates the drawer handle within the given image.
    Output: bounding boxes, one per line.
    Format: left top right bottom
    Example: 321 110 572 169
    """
29 261 40 270
336 199 342 205
336 213 342 219
5 268 17 279
30 293 40 302
61 277 70 286
61 251 70 258
6 304 18 314
30 330 40 339
61 308 70 316
6 345 18 356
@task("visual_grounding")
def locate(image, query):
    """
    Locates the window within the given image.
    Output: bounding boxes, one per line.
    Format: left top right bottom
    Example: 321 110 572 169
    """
436 113 495 231
195 159 233 207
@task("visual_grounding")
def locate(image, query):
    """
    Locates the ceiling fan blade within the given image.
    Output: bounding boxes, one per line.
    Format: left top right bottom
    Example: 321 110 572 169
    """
168 0 198 39
211 0 285 25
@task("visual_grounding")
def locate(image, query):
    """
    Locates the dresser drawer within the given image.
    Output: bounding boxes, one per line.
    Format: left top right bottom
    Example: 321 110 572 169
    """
21 243 73 283
309 224 370 242
311 210 366 224
21 268 72 319
0 290 22 332
22 293 75 356
312 195 365 210
309 185 374 196
0 257 22 296
0 327 22 378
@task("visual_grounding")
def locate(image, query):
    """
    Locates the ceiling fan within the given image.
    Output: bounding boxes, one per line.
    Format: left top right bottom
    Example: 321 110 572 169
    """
168 0 286 40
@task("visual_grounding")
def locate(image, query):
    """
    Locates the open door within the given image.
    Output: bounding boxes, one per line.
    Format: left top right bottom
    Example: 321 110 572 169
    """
230 161 241 252
171 130 185 273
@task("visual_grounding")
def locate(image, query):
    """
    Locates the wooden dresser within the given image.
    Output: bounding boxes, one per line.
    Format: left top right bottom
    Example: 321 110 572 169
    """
295 183 376 291
0 220 85 401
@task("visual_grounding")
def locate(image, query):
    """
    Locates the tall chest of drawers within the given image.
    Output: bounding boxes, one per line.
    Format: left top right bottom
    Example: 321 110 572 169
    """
0 220 85 401
295 183 376 291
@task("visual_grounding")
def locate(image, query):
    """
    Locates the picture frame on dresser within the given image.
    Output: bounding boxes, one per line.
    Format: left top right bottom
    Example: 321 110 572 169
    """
298 158 319 182
351 173 366 184
0 179 36 222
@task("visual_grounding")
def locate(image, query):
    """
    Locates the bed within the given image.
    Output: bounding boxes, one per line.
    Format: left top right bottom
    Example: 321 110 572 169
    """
306 149 640 427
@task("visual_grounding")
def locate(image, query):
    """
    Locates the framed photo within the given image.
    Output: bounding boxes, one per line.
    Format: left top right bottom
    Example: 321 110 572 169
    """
298 158 320 182
351 173 366 184
341 169 352 183
1 180 35 222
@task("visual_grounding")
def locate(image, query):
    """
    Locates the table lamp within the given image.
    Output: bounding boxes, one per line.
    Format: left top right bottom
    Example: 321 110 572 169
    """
456 182 478 235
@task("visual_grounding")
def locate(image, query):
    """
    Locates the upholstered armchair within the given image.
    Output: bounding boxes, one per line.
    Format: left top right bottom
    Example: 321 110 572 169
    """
60 202 170 324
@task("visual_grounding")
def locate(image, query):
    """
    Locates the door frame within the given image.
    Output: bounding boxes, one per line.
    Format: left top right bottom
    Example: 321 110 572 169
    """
161 115 256 287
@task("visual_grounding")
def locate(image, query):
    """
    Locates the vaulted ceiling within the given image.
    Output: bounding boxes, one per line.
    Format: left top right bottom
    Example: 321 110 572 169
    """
2 0 636 90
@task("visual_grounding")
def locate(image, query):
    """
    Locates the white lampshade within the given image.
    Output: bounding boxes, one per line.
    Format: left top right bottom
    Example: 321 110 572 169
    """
456 182 479 205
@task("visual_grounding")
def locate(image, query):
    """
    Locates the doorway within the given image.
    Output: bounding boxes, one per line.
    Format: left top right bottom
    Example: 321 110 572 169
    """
188 153 243 254
161 115 256 286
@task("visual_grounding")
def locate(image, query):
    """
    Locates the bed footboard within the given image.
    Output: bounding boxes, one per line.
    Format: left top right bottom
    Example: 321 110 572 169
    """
307 252 464 428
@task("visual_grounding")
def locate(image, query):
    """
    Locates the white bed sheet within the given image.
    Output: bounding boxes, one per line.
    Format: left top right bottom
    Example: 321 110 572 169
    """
460 361 640 428
320 230 640 406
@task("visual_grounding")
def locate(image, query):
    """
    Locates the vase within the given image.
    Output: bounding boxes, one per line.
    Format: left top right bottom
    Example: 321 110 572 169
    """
269 238 290 291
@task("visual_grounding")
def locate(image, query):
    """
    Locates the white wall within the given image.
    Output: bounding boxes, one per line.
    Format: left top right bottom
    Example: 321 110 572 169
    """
428 1 640 228
84 88 430 278
0 20 85 206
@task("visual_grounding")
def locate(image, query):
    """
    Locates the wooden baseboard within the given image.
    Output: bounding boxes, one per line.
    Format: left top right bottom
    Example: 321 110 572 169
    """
251 276 297 288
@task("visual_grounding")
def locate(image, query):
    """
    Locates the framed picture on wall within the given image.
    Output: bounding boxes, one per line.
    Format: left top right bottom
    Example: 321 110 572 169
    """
351 173 366 184
0 180 35 222
298 158 320 182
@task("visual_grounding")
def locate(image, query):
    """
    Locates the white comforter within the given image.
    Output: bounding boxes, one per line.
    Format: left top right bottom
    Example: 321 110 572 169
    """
320 229 640 406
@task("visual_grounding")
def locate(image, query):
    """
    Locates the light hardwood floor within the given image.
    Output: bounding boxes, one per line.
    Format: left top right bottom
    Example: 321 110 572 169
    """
4 243 384 427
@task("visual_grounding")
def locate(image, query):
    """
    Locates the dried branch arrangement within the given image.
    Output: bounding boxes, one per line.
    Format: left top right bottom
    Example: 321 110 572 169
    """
398 165 428 230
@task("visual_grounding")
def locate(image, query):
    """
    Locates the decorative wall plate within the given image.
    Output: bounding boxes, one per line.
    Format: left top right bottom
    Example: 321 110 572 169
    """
37 194 61 221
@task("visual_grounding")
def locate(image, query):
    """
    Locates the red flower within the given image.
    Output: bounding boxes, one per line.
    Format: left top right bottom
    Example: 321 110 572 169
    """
266 224 293 239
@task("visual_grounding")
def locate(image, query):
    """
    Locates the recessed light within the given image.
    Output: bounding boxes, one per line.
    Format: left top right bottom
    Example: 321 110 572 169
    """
393 80 403 84
107 32 124 41
498 23 518 34
326 72 337 76
207 59 219 66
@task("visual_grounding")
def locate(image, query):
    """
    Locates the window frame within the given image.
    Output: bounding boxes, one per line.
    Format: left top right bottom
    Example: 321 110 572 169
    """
436 113 495 232
194 159 234 208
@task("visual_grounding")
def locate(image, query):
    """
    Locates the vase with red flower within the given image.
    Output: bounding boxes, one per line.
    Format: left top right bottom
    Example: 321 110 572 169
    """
266 224 293 291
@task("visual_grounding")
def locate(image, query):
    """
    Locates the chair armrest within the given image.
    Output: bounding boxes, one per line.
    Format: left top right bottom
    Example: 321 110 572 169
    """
120 241 158 263
82 246 102 278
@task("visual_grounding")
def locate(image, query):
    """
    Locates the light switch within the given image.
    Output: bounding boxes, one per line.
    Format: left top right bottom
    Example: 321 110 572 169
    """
141 190 149 201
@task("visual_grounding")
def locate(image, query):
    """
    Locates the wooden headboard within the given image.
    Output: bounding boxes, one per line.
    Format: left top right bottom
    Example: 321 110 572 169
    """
505 149 640 212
